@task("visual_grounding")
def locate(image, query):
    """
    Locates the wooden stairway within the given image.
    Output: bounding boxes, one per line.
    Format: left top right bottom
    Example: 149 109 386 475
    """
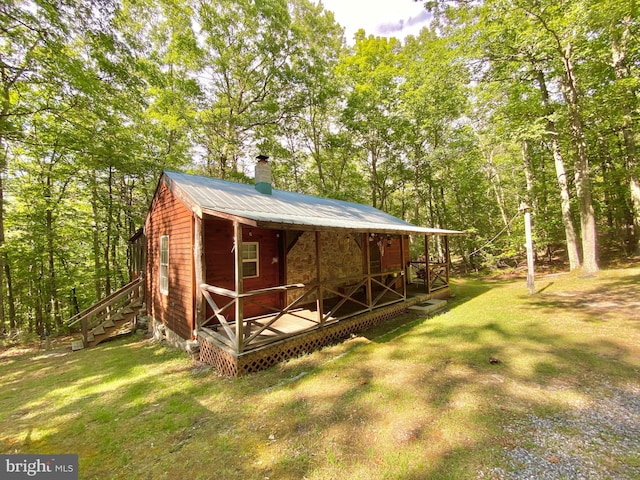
67 277 145 350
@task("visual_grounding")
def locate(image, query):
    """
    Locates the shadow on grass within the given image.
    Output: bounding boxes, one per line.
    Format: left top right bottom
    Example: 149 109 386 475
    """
1 270 639 479
360 279 494 345
251 292 636 477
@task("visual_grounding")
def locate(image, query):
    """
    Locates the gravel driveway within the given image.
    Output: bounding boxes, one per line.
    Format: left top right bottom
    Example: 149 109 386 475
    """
480 382 640 480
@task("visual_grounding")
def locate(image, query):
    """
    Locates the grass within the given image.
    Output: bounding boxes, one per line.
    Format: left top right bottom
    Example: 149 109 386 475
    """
1 266 639 479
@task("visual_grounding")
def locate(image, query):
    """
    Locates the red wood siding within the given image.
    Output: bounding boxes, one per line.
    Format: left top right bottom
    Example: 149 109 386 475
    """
204 218 281 321
145 180 194 339
203 218 234 293
380 235 405 272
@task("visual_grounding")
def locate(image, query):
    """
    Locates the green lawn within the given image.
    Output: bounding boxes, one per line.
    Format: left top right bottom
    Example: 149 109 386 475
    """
1 266 639 479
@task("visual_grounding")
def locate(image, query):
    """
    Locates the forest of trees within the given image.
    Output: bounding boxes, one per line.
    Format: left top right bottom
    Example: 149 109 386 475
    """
1 0 638 339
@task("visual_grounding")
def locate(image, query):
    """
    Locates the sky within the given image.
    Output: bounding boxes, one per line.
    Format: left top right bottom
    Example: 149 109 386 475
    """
319 0 431 43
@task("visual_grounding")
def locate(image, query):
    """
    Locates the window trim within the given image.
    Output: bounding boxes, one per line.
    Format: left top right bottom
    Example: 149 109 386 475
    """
241 242 259 279
159 235 169 295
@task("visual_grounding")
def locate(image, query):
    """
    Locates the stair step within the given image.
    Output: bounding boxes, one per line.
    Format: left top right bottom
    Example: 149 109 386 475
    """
92 326 105 335
408 299 447 315
69 277 145 351
130 298 144 308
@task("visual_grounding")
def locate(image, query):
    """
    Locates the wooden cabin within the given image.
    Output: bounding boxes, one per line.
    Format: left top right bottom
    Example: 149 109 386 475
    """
144 159 463 376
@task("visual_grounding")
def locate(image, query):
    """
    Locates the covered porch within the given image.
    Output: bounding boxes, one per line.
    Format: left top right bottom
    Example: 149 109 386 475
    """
195 219 457 375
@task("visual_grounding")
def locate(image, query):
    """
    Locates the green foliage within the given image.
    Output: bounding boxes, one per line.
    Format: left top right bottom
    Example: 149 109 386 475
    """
1 0 638 335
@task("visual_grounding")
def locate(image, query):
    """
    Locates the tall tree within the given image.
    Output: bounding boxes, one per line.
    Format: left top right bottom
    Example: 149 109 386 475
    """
195 0 296 178
0 0 73 331
337 31 405 209
275 0 348 198
586 0 640 252
400 28 469 228
519 0 598 273
426 0 601 272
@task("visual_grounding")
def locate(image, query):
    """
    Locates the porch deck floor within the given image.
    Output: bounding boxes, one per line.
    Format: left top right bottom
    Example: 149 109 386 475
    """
249 309 322 338
239 288 431 347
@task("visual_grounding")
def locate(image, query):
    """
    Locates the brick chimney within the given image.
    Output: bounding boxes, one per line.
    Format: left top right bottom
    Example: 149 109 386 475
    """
254 154 272 195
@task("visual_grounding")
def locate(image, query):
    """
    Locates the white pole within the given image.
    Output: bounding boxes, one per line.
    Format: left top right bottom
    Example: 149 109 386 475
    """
521 203 535 295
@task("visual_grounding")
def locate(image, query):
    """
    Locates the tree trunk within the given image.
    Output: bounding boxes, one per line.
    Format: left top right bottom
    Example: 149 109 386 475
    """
6 259 16 331
521 140 535 209
535 68 581 270
91 173 103 301
309 105 327 194
484 147 511 233
560 43 598 273
126 176 136 281
0 166 5 333
370 149 379 208
600 157 614 230
631 176 640 252
440 183 448 228
413 149 421 224
46 207 62 329
612 20 640 253
0 79 8 332
35 278 44 336
104 167 113 296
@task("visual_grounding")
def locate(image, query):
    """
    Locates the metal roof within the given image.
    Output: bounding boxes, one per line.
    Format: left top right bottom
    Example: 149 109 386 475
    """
163 170 464 236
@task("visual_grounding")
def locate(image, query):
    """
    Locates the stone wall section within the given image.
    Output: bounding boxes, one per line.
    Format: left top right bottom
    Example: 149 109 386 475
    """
286 232 363 304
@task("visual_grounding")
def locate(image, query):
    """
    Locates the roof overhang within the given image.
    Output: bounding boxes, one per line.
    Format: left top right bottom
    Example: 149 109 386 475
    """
152 171 466 237
201 207 465 236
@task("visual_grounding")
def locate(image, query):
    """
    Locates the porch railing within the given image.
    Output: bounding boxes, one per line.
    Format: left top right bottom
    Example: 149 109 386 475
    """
200 282 307 351
408 261 449 292
199 268 406 353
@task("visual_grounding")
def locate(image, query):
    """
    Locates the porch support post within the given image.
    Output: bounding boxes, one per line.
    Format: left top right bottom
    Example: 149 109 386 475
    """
194 215 206 334
364 233 372 310
444 235 450 287
315 231 324 325
400 234 407 299
278 230 286 309
425 235 431 294
233 221 244 354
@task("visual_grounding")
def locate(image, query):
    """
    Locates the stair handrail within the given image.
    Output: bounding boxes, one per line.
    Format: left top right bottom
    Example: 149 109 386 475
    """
68 277 144 328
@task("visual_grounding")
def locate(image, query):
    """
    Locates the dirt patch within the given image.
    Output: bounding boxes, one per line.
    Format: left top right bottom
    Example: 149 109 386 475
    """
0 335 76 359
538 278 640 321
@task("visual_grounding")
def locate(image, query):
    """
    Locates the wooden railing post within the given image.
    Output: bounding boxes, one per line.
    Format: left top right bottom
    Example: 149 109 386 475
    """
425 235 431 294
364 233 372 310
194 215 205 333
444 235 450 288
315 231 324 326
81 318 88 347
233 221 244 354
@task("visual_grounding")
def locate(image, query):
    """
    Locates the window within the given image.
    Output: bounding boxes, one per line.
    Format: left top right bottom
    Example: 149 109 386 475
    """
241 242 259 278
160 235 169 294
